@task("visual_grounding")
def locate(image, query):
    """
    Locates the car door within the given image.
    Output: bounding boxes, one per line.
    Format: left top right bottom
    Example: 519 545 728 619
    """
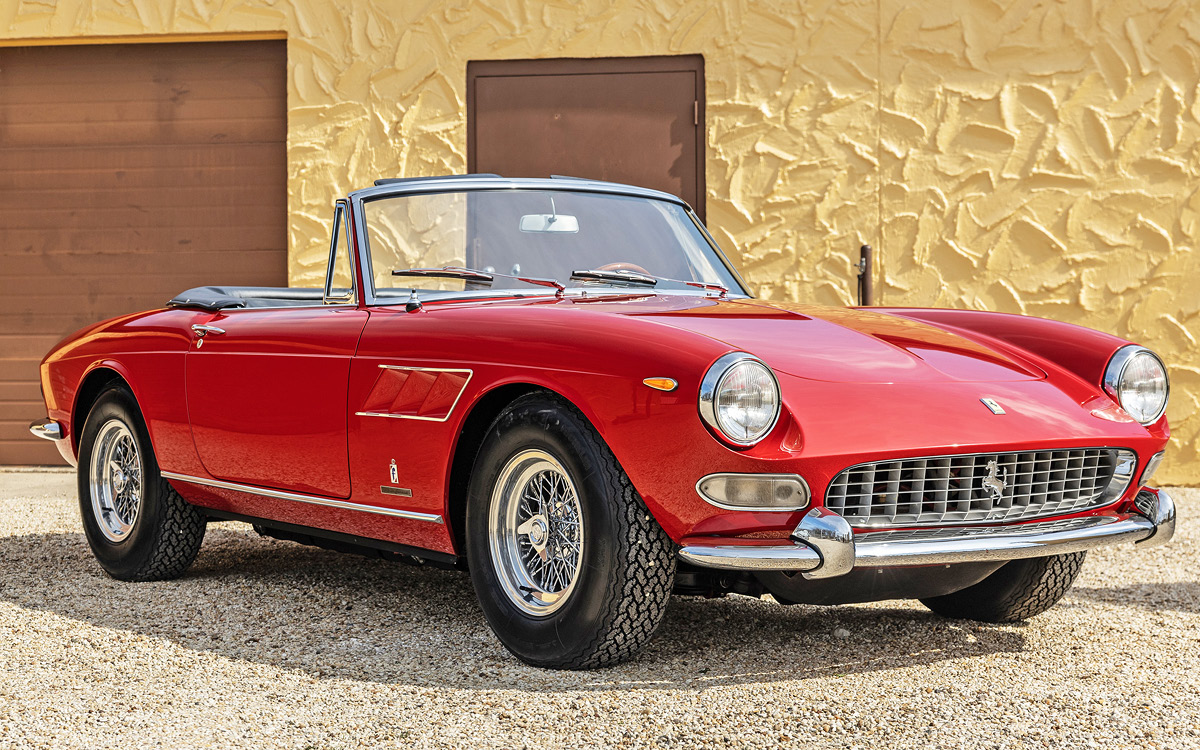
184 204 367 498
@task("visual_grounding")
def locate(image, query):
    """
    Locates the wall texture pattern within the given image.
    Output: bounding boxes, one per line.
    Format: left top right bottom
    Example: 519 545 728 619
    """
3 0 1197 482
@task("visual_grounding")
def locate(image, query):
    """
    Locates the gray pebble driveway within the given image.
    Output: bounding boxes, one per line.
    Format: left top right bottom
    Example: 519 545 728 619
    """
2 470 1197 749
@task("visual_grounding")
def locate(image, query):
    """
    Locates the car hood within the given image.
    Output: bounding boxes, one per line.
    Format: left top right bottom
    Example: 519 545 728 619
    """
619 296 1046 384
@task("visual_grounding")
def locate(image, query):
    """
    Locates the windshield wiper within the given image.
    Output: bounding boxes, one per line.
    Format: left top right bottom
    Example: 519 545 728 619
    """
391 266 727 304
392 266 566 294
392 267 493 284
569 269 728 297
673 278 729 297
569 269 657 286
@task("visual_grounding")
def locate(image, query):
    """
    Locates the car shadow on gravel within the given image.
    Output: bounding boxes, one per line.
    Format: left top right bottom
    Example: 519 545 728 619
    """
0 525 1027 690
1069 583 1200 614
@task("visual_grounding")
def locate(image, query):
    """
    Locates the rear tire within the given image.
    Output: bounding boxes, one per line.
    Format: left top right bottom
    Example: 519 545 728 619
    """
920 552 1085 622
466 392 676 669
77 385 206 581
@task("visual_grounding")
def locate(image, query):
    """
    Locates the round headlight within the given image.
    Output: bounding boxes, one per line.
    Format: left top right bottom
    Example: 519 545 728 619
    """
1104 346 1169 425
699 353 781 446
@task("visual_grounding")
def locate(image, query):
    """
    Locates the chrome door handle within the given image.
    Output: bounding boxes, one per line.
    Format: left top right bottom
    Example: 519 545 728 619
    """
191 324 225 337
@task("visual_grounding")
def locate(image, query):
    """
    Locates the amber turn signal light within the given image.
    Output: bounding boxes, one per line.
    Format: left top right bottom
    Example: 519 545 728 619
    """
642 377 678 392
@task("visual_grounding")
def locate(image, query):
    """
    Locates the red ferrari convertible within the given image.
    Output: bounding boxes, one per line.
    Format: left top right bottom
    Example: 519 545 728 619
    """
30 175 1174 669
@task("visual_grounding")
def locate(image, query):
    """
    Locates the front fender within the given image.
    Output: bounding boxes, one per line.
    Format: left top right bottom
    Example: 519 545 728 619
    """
876 308 1130 390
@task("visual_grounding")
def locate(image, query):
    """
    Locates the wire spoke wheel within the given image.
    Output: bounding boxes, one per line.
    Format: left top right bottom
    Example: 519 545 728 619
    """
488 449 584 616
78 386 207 580
88 418 143 542
467 393 676 668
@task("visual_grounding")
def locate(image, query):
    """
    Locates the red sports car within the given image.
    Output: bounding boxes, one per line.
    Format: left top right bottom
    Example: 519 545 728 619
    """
31 175 1175 669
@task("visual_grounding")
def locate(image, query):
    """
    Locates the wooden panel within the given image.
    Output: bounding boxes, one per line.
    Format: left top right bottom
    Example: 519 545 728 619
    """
468 56 705 220
0 40 287 465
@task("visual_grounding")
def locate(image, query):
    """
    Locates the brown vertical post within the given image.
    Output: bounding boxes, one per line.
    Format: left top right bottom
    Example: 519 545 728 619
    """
857 245 874 306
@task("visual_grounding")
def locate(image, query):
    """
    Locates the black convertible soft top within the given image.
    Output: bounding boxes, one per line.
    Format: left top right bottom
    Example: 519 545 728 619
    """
166 287 325 311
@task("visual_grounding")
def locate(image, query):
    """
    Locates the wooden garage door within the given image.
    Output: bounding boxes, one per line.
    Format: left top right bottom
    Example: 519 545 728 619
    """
0 39 287 465
467 56 705 220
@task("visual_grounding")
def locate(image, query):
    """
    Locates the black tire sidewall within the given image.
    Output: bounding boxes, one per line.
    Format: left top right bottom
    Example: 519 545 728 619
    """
77 386 169 579
466 400 624 667
921 552 1085 622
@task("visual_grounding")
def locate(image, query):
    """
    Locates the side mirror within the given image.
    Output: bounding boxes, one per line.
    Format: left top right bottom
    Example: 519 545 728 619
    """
519 213 579 233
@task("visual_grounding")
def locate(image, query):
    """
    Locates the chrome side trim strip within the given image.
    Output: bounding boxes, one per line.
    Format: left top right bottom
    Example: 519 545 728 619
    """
161 471 443 524
679 506 1159 574
355 364 474 423
355 412 452 422
29 419 63 441
376 364 474 374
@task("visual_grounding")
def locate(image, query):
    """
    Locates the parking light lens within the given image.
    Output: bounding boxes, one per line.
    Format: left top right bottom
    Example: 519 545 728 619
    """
696 473 810 511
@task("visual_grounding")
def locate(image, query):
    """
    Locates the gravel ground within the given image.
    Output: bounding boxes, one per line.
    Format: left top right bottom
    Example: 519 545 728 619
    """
1 469 1197 750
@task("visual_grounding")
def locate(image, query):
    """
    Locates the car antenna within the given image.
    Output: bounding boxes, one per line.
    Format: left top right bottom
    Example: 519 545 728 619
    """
405 289 422 313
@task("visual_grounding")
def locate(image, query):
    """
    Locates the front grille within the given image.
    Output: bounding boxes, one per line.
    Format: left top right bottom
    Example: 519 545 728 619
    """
826 448 1126 528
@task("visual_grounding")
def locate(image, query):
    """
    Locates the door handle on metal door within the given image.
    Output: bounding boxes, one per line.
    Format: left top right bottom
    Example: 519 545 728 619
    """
191 324 226 337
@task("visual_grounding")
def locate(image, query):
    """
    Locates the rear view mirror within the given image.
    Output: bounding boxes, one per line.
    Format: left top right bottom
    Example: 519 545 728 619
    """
519 214 579 233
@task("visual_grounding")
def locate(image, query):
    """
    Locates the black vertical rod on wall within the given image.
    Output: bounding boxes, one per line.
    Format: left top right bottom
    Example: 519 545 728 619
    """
857 244 874 306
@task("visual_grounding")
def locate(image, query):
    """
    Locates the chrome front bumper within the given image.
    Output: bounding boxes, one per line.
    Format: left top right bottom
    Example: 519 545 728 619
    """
28 419 63 441
678 488 1176 579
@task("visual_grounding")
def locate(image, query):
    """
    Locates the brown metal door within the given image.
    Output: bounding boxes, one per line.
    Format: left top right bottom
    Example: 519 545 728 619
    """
0 40 287 465
468 56 705 220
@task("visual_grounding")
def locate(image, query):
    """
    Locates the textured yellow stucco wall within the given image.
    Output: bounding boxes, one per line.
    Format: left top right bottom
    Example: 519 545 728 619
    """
3 0 1197 482
875 1 1200 484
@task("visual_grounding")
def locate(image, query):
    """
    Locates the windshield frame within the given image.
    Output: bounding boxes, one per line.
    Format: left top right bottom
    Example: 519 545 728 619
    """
347 177 750 307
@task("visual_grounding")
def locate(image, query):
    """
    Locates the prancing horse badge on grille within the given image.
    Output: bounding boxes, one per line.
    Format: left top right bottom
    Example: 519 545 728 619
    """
982 459 1007 502
981 397 1006 415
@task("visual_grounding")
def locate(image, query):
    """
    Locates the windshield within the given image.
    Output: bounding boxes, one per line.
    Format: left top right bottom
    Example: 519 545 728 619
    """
361 189 744 299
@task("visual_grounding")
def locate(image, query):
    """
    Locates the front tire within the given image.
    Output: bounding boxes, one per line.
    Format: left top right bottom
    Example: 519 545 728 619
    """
466 392 676 669
920 552 1085 622
77 385 207 581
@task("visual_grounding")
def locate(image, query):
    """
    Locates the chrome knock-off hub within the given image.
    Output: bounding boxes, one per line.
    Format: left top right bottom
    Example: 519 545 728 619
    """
518 515 549 554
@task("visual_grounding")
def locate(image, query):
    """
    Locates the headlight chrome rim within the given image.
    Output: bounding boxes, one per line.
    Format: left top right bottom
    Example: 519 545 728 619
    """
699 352 782 446
1103 345 1169 425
